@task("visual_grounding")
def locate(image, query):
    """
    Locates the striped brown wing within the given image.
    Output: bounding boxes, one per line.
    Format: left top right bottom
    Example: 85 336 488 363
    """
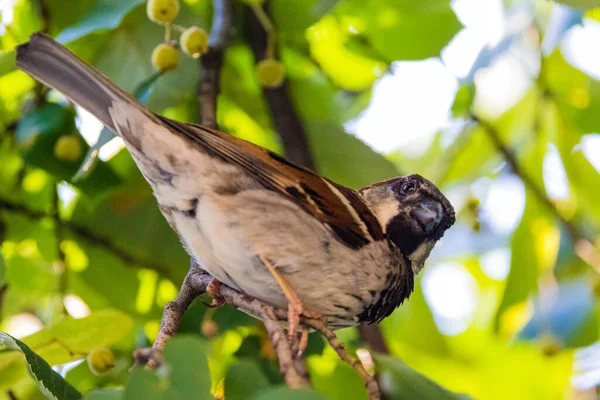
157 116 384 250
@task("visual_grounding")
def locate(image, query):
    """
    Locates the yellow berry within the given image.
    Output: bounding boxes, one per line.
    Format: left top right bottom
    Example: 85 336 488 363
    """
180 26 209 58
201 319 219 337
147 0 180 24
256 59 285 88
87 348 116 376
54 135 82 162
151 43 179 72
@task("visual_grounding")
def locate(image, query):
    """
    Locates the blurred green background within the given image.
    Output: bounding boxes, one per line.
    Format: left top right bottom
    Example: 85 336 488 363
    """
1 0 600 399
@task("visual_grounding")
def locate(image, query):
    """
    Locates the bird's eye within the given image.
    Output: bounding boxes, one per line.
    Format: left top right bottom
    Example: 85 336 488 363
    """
400 182 417 194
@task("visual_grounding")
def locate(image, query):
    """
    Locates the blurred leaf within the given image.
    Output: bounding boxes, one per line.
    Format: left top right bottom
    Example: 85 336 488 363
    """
0 50 16 77
495 125 558 332
270 0 339 33
339 0 462 61
541 5 582 55
309 360 367 400
451 84 475 118
16 102 71 147
442 89 538 184
520 279 597 347
85 389 123 400
0 331 82 400
251 387 328 400
381 286 449 357
122 368 162 400
0 310 133 390
306 16 387 91
225 360 271 400
134 71 162 105
0 248 5 287
554 0 600 10
56 0 145 43
16 102 121 195
375 354 469 400
123 336 211 399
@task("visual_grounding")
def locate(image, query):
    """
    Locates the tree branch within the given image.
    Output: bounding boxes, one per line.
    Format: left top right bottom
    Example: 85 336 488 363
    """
0 199 171 277
246 4 316 170
198 0 232 129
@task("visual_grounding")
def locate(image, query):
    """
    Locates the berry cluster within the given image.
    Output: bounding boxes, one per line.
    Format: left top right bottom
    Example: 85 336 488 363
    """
147 0 209 72
146 0 286 88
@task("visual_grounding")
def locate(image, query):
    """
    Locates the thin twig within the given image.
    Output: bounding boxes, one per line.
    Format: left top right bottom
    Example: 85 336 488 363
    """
0 199 171 277
307 318 381 400
198 0 232 129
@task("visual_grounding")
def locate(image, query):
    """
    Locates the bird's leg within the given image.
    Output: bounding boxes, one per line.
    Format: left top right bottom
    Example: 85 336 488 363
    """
134 263 212 369
258 254 317 350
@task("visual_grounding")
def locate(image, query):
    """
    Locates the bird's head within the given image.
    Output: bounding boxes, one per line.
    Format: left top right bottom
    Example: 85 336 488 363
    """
360 174 455 273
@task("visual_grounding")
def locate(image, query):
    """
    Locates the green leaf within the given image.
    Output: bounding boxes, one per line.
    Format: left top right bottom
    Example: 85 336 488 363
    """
251 387 329 400
380 286 449 356
163 336 211 400
270 0 340 33
122 368 163 400
0 50 16 78
554 0 600 10
339 0 462 60
374 354 470 400
0 331 82 400
0 248 5 288
0 310 133 390
16 103 71 147
56 0 146 43
85 389 123 400
16 102 122 196
306 16 387 91
225 360 271 400
123 336 211 400
451 84 475 118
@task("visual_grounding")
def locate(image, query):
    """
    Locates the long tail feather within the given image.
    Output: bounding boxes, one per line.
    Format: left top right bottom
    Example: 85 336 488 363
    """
15 33 148 133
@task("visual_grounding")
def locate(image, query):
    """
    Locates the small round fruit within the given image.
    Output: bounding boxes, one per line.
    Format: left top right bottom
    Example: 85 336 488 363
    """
87 348 116 376
180 26 209 58
54 135 82 162
147 0 180 24
151 43 179 72
256 59 285 88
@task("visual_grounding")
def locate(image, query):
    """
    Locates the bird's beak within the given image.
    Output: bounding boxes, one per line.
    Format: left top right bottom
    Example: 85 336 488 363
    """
410 200 443 233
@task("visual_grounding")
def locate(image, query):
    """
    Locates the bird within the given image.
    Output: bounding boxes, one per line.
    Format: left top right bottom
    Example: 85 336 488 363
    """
16 33 455 335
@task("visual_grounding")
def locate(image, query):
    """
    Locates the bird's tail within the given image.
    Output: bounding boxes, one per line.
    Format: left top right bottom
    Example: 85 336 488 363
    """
15 33 148 133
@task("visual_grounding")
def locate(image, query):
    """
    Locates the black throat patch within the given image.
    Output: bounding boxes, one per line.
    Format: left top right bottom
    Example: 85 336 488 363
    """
356 249 415 324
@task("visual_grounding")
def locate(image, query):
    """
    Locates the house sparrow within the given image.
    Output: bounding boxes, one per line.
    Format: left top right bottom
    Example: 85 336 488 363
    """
16 34 455 331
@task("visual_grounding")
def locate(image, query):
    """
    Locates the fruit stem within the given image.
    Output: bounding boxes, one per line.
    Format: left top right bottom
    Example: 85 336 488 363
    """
164 23 172 43
250 3 276 59
171 24 187 33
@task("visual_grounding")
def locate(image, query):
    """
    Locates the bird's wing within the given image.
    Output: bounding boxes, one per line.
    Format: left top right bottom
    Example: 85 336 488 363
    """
158 117 385 250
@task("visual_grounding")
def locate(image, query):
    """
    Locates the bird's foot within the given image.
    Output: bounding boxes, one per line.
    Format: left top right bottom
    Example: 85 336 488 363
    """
207 278 226 307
